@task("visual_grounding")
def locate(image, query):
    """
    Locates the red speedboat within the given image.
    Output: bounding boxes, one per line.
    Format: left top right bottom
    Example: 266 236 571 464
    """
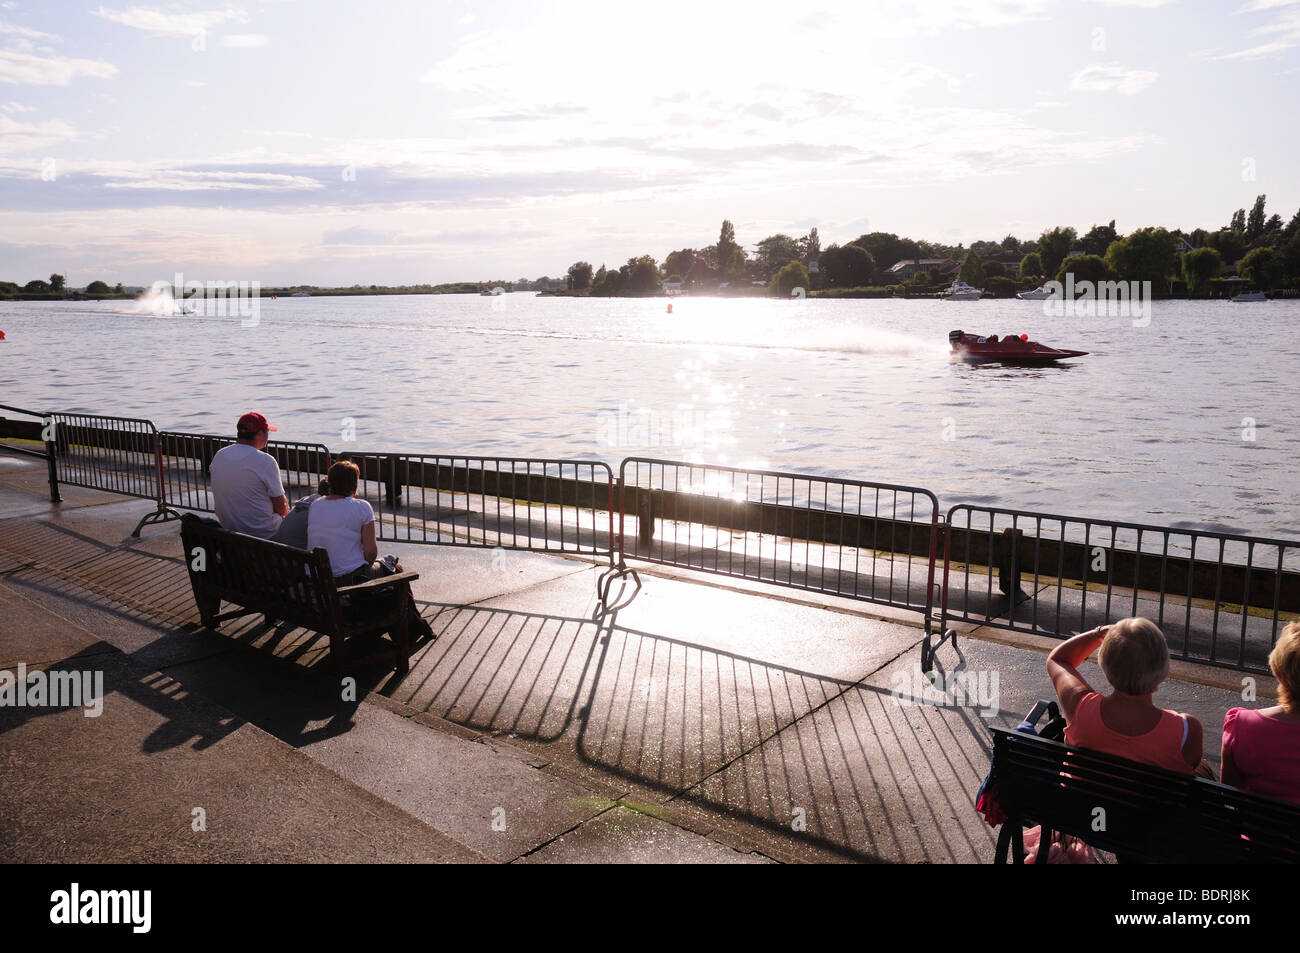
948 329 1087 365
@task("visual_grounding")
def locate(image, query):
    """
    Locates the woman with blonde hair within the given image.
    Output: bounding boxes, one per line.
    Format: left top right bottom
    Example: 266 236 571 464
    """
1047 617 1209 775
1222 623 1300 803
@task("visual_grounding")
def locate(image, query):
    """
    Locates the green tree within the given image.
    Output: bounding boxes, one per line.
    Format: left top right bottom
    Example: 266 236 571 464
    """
772 261 809 297
1277 233 1300 281
1208 228 1247 265
754 234 801 280
1229 208 1246 232
1284 208 1300 242
849 232 920 271
803 227 820 261
1081 220 1119 257
819 244 874 287
662 249 696 281
48 273 65 292
113 282 124 294
716 220 746 278
1245 194 1267 241
1001 234 1022 252
1018 252 1044 280
958 249 984 286
566 261 593 291
1180 247 1222 294
1105 227 1178 284
85 280 111 294
620 255 661 293
24 279 51 293
1055 254 1112 285
983 261 1006 278
1037 227 1077 279
1238 247 1279 288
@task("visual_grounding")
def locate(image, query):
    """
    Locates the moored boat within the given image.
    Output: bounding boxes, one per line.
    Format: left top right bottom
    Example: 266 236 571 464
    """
948 329 1087 365
1017 284 1053 300
1231 292 1268 302
942 280 984 300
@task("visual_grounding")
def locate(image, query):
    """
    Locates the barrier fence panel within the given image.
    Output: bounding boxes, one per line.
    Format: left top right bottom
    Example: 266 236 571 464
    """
158 431 332 513
618 457 941 661
359 453 616 561
0 403 60 501
941 504 1300 675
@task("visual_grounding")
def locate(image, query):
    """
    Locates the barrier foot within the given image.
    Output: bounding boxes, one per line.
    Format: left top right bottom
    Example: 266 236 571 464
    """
132 504 183 538
596 561 641 616
920 626 958 673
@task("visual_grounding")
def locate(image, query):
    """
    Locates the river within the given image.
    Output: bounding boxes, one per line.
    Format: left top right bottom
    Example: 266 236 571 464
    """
2 293 1296 537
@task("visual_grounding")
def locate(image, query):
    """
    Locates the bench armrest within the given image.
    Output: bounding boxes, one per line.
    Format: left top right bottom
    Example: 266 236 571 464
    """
337 571 420 594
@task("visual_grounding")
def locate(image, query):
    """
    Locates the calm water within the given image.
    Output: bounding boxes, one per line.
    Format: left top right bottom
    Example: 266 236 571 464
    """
2 294 1297 537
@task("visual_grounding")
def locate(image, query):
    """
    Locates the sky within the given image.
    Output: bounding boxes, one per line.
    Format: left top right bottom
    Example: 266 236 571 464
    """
1 0 1298 286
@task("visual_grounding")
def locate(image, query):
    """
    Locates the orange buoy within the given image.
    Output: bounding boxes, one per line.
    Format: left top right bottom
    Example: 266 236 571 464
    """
1020 333 1028 341
667 302 673 314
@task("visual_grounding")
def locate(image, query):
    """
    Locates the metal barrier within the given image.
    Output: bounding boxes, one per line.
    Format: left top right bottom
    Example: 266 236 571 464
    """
358 453 616 555
618 457 941 661
0 403 60 502
158 431 332 513
355 453 623 607
47 412 179 536
941 505 1300 674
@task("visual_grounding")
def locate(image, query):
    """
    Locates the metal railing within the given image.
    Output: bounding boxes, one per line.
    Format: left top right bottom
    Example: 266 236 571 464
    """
617 457 941 656
0 403 60 502
158 430 332 513
9 400 1297 676
940 505 1300 674
356 453 616 558
45 411 179 535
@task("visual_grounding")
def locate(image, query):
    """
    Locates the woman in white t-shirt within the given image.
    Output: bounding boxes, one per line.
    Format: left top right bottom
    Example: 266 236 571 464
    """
307 460 378 580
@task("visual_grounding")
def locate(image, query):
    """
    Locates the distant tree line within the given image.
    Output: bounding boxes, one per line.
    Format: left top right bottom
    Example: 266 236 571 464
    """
564 197 1300 298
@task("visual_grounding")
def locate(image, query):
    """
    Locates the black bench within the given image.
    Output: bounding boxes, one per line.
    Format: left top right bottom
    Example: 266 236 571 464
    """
987 726 1300 863
180 513 420 675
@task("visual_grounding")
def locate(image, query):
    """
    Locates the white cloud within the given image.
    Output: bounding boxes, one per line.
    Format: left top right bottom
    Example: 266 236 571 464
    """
1217 2 1300 57
100 168 322 191
1069 62 1159 93
0 49 117 85
184 80 207 87
2 99 32 111
93 5 248 38
0 19 57 41
0 112 75 152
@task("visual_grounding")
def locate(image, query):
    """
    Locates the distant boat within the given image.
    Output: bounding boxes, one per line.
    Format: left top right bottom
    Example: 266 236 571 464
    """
1231 292 1268 302
480 287 505 296
1017 285 1053 300
291 291 310 298
942 280 984 301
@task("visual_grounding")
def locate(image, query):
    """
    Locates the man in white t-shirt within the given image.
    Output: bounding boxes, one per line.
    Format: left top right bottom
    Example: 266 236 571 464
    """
210 412 289 539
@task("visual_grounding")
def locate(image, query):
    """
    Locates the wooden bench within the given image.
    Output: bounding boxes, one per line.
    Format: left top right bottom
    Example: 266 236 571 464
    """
180 513 420 675
987 726 1300 863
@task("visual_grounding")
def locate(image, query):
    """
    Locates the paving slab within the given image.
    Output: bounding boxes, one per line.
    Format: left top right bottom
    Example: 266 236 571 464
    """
515 805 773 864
0 586 484 864
295 700 607 862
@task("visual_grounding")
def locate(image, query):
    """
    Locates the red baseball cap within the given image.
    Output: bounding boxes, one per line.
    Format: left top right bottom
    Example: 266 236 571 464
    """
237 412 277 434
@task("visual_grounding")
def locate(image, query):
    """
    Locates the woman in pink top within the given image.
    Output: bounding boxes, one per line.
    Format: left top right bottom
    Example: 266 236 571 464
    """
1047 617 1211 777
1222 622 1300 804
